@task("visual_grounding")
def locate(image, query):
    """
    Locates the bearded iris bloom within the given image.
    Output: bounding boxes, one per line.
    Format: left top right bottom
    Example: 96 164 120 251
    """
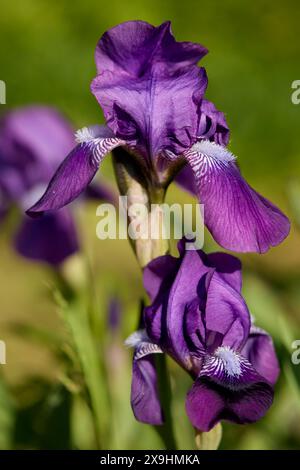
0 106 114 265
27 20 289 253
126 240 279 431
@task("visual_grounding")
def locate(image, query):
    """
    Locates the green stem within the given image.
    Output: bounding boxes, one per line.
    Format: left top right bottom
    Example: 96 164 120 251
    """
59 296 111 449
112 148 178 449
53 268 76 302
148 192 177 449
155 354 177 450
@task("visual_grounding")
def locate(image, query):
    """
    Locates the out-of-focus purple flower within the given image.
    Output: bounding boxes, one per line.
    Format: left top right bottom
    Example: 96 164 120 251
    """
107 297 122 332
126 241 279 431
0 106 114 266
27 21 289 254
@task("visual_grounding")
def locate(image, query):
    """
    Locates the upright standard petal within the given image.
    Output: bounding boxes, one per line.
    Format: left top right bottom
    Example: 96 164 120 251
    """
91 59 208 160
143 254 179 301
204 271 250 351
26 126 123 216
206 252 242 292
95 21 208 77
165 249 212 365
143 243 247 365
184 140 290 253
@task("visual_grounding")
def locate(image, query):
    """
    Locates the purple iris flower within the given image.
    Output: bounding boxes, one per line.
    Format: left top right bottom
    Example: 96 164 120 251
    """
126 240 279 431
0 106 114 266
27 20 289 253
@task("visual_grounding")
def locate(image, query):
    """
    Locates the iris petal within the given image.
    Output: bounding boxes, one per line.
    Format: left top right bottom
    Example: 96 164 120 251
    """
185 140 290 253
126 330 164 425
143 254 179 301
95 20 208 76
14 209 78 266
200 347 263 390
26 125 123 216
186 348 273 431
204 272 250 351
91 67 207 160
186 373 273 432
166 250 212 365
206 252 242 292
197 99 230 146
242 325 280 385
131 354 164 425
175 100 230 195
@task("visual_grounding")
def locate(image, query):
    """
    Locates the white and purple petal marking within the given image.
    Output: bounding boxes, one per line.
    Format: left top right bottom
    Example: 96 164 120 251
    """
75 125 124 167
185 140 236 184
125 329 163 360
200 346 261 391
27 125 124 215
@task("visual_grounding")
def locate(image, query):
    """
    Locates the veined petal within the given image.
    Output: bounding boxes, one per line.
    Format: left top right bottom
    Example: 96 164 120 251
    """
200 347 263 390
126 329 163 425
186 373 273 432
26 125 123 216
125 329 163 357
91 61 208 160
185 140 290 253
186 380 225 431
186 346 273 431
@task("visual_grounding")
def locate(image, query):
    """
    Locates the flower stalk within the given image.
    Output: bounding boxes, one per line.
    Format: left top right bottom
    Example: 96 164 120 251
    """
113 148 177 448
112 148 169 268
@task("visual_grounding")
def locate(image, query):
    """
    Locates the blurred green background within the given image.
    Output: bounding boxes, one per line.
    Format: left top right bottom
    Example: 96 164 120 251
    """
0 0 300 450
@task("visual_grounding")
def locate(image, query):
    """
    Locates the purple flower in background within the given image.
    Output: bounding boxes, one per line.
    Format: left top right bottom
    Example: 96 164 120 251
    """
108 297 122 332
126 241 279 431
0 106 114 266
26 20 289 253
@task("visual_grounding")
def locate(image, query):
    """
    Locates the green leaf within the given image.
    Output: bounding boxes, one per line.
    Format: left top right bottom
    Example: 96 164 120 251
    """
0 376 15 449
59 297 111 449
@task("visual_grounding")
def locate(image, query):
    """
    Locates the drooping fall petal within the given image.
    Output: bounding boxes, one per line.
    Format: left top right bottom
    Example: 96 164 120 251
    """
184 140 290 253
